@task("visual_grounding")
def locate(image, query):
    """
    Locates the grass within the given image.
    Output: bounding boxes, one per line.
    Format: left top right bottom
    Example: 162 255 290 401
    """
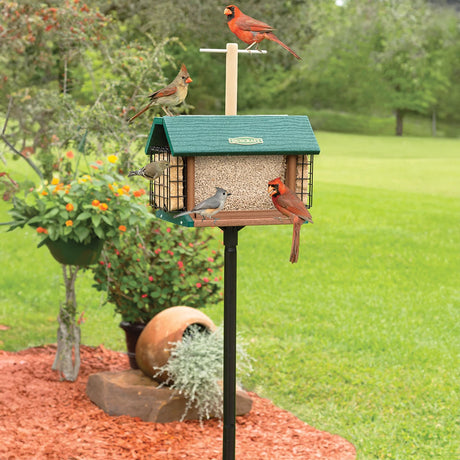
1 133 459 459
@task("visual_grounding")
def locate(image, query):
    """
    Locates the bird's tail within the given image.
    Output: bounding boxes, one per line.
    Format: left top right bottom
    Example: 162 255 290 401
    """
266 33 301 60
127 103 152 124
175 210 192 218
290 221 302 263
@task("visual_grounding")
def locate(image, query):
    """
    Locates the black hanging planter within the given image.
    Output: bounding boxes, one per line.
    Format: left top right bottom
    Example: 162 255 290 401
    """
119 322 146 369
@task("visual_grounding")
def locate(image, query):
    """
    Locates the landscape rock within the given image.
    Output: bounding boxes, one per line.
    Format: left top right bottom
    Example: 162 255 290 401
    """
86 369 253 423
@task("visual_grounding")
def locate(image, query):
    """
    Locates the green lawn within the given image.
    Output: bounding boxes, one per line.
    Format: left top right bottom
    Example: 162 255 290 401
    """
1 133 459 459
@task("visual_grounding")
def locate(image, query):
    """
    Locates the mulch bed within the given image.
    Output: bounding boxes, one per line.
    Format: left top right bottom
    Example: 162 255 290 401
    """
0 345 356 459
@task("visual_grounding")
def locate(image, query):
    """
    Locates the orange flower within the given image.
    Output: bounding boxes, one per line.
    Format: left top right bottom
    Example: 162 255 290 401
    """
92 199 100 207
99 203 108 211
65 203 74 212
65 151 74 159
41 190 48 196
65 220 73 227
118 225 127 232
122 185 130 193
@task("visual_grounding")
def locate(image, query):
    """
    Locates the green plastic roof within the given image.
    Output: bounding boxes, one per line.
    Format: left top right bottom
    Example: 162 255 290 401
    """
145 115 320 156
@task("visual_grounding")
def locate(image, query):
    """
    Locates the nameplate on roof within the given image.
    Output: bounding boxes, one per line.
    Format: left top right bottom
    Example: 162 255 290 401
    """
228 136 263 145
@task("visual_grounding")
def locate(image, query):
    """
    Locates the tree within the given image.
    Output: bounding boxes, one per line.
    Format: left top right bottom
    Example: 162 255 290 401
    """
374 0 452 135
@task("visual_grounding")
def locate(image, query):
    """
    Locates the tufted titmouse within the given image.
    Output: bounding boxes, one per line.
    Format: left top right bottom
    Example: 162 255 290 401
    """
128 160 170 181
175 187 231 220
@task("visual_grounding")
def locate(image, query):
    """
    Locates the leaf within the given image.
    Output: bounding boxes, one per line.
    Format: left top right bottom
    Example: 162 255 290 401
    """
94 226 105 239
76 212 92 221
75 226 90 242
45 208 60 218
91 214 101 227
101 214 113 225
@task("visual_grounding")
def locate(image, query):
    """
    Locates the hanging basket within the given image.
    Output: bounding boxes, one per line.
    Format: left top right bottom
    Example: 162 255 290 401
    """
42 238 104 266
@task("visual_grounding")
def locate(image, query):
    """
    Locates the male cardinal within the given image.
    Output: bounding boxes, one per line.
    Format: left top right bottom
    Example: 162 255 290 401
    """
268 177 313 263
128 160 170 181
175 188 232 221
224 5 301 60
128 64 192 123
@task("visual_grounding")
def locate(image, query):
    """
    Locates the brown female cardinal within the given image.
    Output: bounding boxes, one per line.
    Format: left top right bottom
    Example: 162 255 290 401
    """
128 64 192 123
268 177 313 263
224 5 301 60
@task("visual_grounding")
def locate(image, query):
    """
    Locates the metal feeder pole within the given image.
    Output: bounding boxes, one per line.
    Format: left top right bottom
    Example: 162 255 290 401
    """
200 43 266 460
222 225 243 460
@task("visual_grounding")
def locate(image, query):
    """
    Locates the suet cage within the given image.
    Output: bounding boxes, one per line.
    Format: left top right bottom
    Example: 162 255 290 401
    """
144 115 320 227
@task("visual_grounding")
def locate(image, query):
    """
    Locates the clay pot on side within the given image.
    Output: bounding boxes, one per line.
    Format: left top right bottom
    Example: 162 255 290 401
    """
135 306 216 382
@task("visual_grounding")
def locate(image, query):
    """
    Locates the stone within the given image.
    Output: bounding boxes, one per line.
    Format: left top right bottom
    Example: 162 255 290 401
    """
86 369 253 423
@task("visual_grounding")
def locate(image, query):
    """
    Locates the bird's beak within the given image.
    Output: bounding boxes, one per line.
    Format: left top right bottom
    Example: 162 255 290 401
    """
186 77 192 84
227 192 232 196
267 185 276 196
224 7 232 15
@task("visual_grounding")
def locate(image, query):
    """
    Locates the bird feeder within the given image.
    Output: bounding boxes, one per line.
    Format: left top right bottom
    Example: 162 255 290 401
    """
139 43 321 460
144 114 320 226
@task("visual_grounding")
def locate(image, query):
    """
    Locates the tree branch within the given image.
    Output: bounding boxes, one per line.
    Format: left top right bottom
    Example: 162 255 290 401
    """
1 98 44 181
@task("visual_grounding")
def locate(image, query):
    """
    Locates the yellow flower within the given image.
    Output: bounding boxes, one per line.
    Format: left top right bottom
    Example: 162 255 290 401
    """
117 188 124 195
51 177 59 185
107 154 118 164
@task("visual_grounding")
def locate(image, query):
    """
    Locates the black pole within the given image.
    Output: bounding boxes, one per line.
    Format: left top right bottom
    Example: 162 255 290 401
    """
222 226 243 460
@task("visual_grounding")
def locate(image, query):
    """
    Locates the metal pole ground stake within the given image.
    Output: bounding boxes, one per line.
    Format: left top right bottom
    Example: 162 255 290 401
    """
222 226 244 460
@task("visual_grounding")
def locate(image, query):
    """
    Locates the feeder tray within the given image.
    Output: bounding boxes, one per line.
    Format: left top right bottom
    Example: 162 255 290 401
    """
144 115 320 227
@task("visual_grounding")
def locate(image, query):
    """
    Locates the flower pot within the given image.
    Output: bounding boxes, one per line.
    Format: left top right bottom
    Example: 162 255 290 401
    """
119 321 146 369
135 306 216 382
44 238 104 267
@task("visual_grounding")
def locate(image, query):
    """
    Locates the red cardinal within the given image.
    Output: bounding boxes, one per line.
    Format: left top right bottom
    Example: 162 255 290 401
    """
224 5 301 60
268 177 313 263
128 64 192 123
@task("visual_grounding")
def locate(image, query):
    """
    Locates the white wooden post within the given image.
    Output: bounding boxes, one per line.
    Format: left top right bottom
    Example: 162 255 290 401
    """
225 43 238 116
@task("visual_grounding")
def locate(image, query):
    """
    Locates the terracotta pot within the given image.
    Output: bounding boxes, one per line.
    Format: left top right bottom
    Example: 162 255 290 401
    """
135 306 216 382
44 237 104 266
119 322 146 369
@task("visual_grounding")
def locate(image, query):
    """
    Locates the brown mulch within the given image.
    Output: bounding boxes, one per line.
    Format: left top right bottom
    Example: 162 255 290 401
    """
0 345 356 460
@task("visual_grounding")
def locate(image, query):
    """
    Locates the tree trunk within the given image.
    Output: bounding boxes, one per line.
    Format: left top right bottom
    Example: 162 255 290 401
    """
395 109 404 136
432 110 437 137
52 265 81 381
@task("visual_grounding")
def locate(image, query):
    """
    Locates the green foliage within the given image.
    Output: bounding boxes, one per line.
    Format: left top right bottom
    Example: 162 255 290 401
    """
5 154 151 245
155 325 252 421
90 221 223 324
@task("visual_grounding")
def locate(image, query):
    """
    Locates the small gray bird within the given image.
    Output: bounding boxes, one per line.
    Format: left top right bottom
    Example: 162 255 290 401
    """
175 187 231 220
128 160 170 181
